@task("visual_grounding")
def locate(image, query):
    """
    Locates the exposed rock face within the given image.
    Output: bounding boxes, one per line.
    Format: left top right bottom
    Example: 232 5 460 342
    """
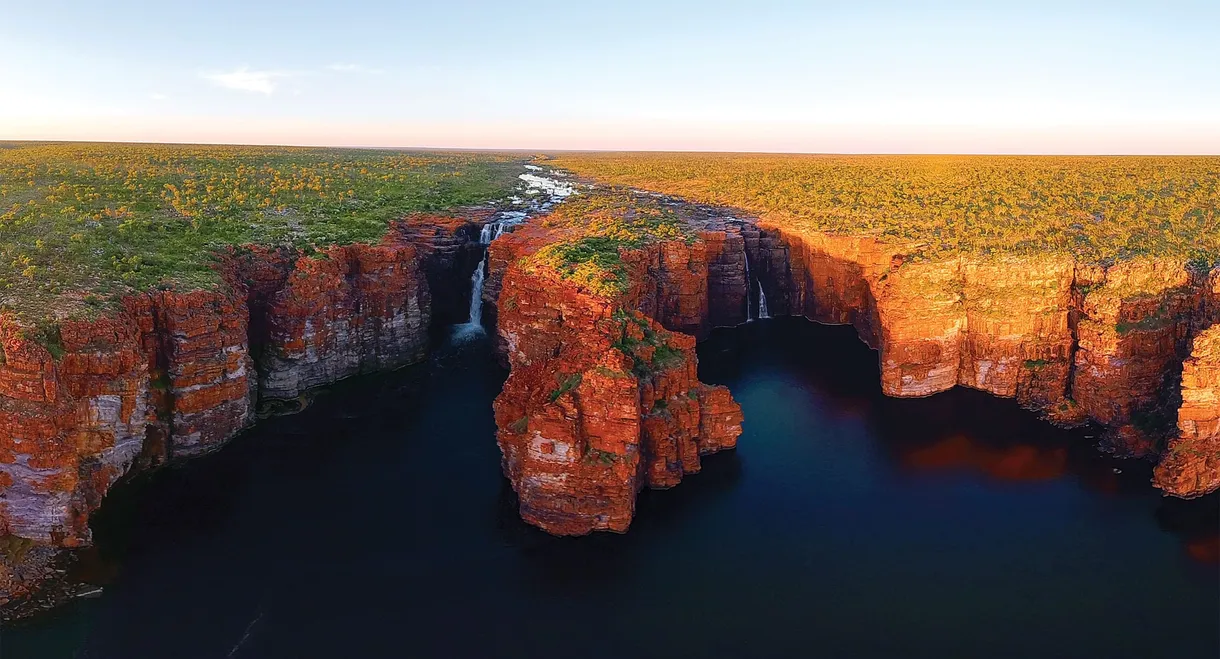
1072 261 1202 440
253 243 430 400
0 313 148 546
756 230 1079 405
491 219 742 535
0 213 462 612
1154 326 1220 497
394 210 494 325
748 218 1218 491
136 290 256 462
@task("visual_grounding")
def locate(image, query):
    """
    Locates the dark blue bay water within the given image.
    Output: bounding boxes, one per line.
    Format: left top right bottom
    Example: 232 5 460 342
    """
6 318 1219 658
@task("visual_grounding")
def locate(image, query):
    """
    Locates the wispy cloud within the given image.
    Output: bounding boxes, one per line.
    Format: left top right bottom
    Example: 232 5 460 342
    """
202 66 290 94
150 92 168 101
326 63 383 74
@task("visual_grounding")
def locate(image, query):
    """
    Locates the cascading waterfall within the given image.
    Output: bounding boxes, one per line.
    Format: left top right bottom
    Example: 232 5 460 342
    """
467 220 499 328
743 240 770 321
468 258 487 327
461 167 576 335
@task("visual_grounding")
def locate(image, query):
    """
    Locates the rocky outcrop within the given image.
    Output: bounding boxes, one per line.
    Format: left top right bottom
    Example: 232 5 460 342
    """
1154 326 1220 497
1154 269 1220 498
0 313 149 547
490 215 743 535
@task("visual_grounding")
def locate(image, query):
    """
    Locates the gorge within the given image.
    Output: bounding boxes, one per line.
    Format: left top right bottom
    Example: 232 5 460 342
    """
1 166 1218 641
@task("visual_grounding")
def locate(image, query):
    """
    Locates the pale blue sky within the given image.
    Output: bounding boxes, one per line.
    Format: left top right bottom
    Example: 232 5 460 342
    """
2 0 1217 152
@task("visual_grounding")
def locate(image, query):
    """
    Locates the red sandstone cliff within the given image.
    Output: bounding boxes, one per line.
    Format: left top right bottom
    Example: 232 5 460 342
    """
239 242 431 401
490 216 742 535
747 217 1218 495
0 213 469 611
1154 326 1220 497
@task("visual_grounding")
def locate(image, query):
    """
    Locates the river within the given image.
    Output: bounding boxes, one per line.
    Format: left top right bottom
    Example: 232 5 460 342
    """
7 318 1217 658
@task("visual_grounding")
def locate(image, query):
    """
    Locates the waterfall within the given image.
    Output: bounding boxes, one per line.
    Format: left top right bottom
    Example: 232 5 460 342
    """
468 259 487 327
743 237 769 321
479 222 494 245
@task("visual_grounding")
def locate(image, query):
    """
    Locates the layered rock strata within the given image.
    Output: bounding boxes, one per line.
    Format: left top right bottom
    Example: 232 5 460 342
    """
0 213 469 611
490 209 743 535
743 215 1219 495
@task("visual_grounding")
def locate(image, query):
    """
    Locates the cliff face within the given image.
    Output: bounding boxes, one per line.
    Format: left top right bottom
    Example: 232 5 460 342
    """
0 314 149 546
748 217 1218 496
490 218 742 535
394 210 494 326
246 243 430 401
0 213 469 611
1154 273 1220 498
2 181 1215 615
1154 326 1220 497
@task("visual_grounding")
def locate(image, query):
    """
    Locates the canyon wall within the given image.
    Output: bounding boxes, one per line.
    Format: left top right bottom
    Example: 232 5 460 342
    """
2 182 1215 613
0 212 491 610
1153 271 1220 498
746 216 1219 497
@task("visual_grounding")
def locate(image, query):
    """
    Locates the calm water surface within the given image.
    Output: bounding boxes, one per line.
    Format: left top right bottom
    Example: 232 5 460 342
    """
7 318 1219 658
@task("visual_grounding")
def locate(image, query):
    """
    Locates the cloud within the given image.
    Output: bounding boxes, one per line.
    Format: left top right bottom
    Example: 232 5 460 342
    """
326 63 383 74
150 92 168 101
202 66 288 94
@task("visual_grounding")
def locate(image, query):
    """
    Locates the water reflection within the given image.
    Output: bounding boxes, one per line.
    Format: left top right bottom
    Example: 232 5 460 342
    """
8 316 1218 658
698 317 1220 577
901 435 1068 482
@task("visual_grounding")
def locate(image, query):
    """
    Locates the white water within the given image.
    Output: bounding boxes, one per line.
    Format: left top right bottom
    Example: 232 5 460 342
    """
743 242 770 321
468 260 487 327
458 166 578 337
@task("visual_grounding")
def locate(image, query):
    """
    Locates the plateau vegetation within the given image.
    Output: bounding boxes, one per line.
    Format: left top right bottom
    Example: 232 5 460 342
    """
0 142 522 320
546 153 1220 265
525 190 694 297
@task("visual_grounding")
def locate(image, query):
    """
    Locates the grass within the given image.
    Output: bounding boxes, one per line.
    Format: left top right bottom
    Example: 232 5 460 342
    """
0 142 524 322
544 153 1220 265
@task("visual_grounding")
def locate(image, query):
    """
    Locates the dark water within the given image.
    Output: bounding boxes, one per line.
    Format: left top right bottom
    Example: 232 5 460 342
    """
6 318 1218 658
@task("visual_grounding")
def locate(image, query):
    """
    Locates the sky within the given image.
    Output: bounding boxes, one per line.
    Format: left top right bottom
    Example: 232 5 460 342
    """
2 0 1218 153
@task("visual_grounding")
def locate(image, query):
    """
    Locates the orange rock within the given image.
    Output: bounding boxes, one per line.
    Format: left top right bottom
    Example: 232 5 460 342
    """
491 212 743 536
1154 324 1220 498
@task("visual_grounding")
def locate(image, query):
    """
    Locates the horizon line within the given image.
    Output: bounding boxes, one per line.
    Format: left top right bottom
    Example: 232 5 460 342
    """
3 138 1217 158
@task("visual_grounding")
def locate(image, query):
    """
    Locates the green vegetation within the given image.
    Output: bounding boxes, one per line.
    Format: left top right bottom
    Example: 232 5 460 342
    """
0 142 523 321
0 533 35 563
609 309 686 377
1115 300 1179 334
546 153 1220 264
548 372 584 402
525 191 694 297
583 448 619 466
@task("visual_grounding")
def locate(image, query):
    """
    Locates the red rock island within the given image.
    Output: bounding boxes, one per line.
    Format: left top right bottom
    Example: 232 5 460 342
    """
488 192 744 534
